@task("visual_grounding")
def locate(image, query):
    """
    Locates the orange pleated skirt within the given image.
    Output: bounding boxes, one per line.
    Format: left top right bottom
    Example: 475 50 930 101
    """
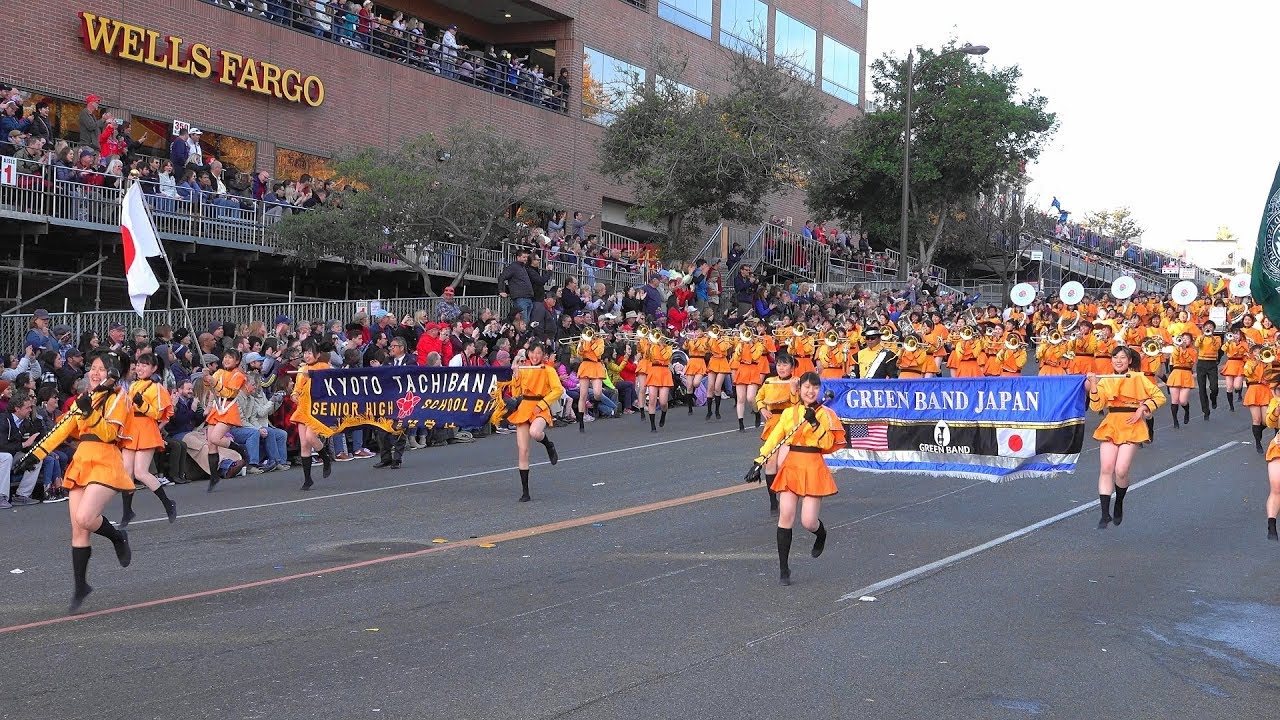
636 359 650 377
507 397 553 426
684 358 708 376
121 415 165 451
209 402 243 427
793 357 815 376
735 365 763 386
1039 365 1066 376
1093 411 1149 445
1166 368 1195 388
63 441 133 492
1267 438 1280 462
578 360 606 380
1222 359 1245 376
646 365 675 388
708 357 732 375
1244 384 1271 407
770 450 838 497
953 360 983 378
761 413 783 442
820 368 845 380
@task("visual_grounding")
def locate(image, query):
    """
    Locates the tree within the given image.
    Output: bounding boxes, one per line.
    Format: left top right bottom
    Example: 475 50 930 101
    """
947 188 1052 300
272 123 559 295
806 42 1057 272
597 45 832 258
1082 206 1144 243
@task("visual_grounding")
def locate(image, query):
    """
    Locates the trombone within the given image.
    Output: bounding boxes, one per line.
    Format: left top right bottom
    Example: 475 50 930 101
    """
1141 338 1171 358
1004 335 1025 352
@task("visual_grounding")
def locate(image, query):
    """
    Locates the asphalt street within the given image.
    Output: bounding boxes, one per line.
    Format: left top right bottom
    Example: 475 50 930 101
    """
1 398 1277 719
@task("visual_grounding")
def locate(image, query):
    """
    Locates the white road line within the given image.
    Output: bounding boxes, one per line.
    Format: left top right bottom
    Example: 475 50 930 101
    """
129 429 742 525
836 440 1238 603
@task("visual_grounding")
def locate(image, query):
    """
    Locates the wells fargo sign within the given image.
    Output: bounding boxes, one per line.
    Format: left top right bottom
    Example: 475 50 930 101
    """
78 12 325 107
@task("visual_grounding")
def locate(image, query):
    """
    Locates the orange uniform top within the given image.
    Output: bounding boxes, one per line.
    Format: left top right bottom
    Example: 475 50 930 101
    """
578 337 605 363
897 346 932 374
788 333 815 359
755 377 798 415
291 362 329 401
1194 334 1222 362
129 379 174 424
735 338 764 365
511 363 565 405
210 368 247 401
686 336 710 360
29 388 129 461
756 403 846 463
1223 339 1249 362
997 346 1027 374
1088 372 1166 414
1170 346 1196 370
815 343 847 372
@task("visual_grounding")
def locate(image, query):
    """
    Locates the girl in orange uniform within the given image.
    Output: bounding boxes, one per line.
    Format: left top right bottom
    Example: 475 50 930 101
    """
1263 374 1280 539
19 350 136 613
754 353 797 515
751 372 845 585
950 329 985 378
502 341 563 502
1069 323 1096 375
815 334 848 381
682 326 708 416
996 337 1027 376
1220 330 1248 411
788 327 816 376
1036 335 1068 375
1086 346 1166 529
575 330 606 433
895 335 931 379
204 349 255 492
645 328 676 432
118 353 177 528
1166 333 1196 428
1244 347 1272 452
1092 325 1117 376
732 329 765 432
289 342 334 491
705 327 733 421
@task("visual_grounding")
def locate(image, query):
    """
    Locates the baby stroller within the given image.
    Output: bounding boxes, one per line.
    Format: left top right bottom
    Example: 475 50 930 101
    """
667 348 696 409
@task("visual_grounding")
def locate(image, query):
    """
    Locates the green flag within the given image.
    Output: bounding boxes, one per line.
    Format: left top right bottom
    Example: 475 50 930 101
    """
1251 163 1280 324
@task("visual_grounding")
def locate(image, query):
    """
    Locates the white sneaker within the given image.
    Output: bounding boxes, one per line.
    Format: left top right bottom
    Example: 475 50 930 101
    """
156 476 173 486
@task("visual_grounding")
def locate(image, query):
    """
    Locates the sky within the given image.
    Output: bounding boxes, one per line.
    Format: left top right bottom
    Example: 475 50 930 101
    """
864 0 1280 259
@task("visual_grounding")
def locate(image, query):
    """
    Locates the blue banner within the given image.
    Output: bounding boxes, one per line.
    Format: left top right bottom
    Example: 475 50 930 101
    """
823 376 1088 482
295 366 512 436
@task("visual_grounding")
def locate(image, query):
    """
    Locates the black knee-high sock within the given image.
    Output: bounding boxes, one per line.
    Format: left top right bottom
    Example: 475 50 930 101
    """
1254 424 1265 448
300 456 314 488
1171 404 1180 424
93 516 123 543
659 409 667 427
1145 417 1154 442
121 491 134 517
1182 404 1190 422
207 453 221 488
1099 493 1112 518
1269 517 1277 537
1113 486 1127 520
519 468 530 499
153 486 171 508
776 527 792 576
754 411 761 427
764 473 778 510
811 520 827 558
1227 392 1235 411
71 545 91 595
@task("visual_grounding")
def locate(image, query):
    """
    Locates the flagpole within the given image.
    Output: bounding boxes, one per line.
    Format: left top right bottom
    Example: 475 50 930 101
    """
128 172 194 331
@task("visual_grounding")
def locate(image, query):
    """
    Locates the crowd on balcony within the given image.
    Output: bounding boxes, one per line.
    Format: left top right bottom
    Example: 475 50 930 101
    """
205 0 571 113
1051 221 1207 281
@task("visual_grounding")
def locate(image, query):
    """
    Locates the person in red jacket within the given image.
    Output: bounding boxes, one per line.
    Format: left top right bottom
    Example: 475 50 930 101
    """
415 322 443 365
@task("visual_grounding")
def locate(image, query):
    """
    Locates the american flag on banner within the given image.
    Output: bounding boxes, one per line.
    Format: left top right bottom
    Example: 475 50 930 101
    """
845 422 888 450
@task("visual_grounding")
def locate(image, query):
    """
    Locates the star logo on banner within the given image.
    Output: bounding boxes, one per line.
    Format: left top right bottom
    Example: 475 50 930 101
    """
395 391 421 420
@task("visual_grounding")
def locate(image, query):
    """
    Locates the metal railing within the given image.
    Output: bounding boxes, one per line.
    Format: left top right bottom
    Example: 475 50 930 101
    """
195 0 569 115
1 295 513 354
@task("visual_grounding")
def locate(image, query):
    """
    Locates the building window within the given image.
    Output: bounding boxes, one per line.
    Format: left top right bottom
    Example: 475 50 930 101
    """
822 36 861 105
720 0 767 55
275 148 337 183
658 0 712 39
848 0 862 6
185 129 257 176
657 76 705 105
582 47 646 126
774 11 817 81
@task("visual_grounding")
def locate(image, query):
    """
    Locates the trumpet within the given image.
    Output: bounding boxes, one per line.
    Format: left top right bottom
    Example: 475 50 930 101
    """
822 329 842 346
1173 335 1188 348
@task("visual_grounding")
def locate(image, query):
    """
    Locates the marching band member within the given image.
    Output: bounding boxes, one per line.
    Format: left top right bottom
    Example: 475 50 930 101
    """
204 348 253 492
17 350 136 613
949 325 985 378
855 329 896 379
1069 322 1095 375
1264 372 1280 539
1036 333 1068 376
635 327 651 420
754 353 798 515
732 327 765 432
788 326 816 376
575 328 606 433
1220 329 1248 412
502 341 562 502
705 325 733 421
1092 324 1117 376
645 327 676 432
118 353 177 528
1193 320 1223 421
996 335 1027 376
1244 346 1272 452
751 372 845 585
982 327 1004 376
1166 332 1196 427
896 334 931 379
683 325 709 416
815 332 848 381
755 318 774 392
924 315 946 377
289 342 334 491
1086 346 1167 529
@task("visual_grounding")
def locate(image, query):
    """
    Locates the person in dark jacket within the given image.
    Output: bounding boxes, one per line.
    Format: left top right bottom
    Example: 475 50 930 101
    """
559 278 586 317
642 274 664 320
733 264 757 318
497 248 535 321
164 380 199 443
0 389 44 506
169 127 190 171
526 253 551 303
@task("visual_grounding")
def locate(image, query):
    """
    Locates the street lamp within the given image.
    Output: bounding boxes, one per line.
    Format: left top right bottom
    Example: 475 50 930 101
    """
898 43 989 280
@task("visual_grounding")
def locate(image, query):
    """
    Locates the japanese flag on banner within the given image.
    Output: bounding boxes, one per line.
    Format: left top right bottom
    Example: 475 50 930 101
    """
997 427 1036 458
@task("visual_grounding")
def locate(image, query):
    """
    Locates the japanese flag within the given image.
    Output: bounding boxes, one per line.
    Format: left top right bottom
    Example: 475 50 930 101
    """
120 182 161 317
997 427 1036 458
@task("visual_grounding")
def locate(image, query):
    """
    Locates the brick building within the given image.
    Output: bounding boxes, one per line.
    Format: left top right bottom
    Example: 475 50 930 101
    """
0 0 866 309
